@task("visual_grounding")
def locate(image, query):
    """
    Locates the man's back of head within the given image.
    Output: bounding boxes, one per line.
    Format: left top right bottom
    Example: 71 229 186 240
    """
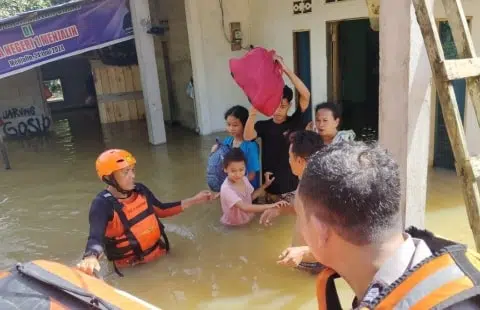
298 141 402 246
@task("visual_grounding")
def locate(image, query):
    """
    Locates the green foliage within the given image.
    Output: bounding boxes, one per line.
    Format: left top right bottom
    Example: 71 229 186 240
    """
0 0 71 19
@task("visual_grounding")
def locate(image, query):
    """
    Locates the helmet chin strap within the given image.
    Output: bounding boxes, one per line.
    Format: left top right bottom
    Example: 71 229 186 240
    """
102 175 133 196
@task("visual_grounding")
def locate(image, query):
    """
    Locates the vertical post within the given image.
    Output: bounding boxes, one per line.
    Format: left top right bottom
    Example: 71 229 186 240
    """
0 135 11 170
129 0 167 145
378 0 434 229
184 0 212 135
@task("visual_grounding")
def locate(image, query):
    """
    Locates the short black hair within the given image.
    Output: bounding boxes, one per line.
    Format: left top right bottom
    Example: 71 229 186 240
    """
223 148 246 168
298 141 402 245
283 85 293 102
315 102 342 120
289 130 324 159
224 105 249 127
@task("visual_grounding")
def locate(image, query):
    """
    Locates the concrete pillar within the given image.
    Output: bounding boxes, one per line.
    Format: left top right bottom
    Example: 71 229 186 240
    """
184 0 212 135
378 0 434 229
130 0 167 145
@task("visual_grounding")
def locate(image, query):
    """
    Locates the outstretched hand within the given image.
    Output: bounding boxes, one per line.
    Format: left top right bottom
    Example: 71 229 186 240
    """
193 190 219 203
76 256 100 276
263 172 275 188
260 208 281 226
277 246 309 268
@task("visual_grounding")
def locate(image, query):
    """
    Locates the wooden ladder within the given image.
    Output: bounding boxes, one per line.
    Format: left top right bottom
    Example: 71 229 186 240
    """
413 0 480 251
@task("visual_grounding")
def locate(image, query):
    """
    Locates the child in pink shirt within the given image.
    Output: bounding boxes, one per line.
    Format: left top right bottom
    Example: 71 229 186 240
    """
220 148 287 226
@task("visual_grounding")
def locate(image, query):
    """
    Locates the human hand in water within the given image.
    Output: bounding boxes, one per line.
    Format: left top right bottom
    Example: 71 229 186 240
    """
277 246 310 268
76 256 101 276
262 172 275 188
260 207 281 226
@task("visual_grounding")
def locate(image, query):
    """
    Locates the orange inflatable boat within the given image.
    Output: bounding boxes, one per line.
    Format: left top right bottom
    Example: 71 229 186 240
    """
0 260 161 309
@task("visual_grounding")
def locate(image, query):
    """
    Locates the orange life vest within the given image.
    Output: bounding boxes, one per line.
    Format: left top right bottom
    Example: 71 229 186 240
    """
315 231 480 310
101 187 170 269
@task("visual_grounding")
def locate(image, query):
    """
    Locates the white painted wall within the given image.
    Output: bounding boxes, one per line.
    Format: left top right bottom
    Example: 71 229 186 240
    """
0 69 51 138
185 0 253 134
186 0 480 155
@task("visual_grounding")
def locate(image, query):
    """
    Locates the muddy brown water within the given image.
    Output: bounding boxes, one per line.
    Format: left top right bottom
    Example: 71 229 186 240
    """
0 109 475 309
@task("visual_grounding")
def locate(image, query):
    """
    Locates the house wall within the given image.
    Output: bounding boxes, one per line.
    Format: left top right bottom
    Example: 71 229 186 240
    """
185 0 253 134
186 0 480 157
0 69 51 138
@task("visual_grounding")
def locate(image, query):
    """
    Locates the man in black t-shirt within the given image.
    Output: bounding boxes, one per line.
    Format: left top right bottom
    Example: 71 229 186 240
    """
244 54 310 200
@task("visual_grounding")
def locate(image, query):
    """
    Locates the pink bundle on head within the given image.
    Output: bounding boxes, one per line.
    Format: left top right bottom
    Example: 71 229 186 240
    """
229 47 285 117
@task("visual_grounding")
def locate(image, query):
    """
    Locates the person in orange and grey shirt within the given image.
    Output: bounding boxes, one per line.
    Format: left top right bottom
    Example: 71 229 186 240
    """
77 149 217 276
295 141 480 309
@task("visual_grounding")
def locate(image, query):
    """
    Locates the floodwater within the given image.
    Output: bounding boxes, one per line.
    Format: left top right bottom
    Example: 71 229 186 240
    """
0 108 475 309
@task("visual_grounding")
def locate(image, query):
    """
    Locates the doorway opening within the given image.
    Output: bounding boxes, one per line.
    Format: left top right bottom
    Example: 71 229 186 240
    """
293 30 312 123
327 19 379 141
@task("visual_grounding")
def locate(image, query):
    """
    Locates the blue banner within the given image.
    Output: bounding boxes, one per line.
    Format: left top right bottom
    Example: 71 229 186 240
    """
0 0 134 79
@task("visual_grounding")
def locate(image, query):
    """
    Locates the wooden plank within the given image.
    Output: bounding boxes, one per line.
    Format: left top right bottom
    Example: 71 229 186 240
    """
93 68 103 95
442 0 480 129
100 68 111 94
107 67 118 94
127 99 139 120
132 65 142 91
441 0 476 57
96 91 143 102
97 101 109 124
443 58 480 80
123 67 137 121
136 99 145 119
470 155 480 180
115 67 126 93
123 67 135 92
116 100 131 122
414 0 480 251
104 101 115 123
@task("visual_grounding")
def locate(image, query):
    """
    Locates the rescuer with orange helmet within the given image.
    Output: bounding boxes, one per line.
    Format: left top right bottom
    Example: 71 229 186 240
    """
76 149 216 276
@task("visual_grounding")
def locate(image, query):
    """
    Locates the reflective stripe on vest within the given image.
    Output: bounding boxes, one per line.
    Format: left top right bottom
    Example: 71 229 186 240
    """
375 252 474 309
317 248 480 310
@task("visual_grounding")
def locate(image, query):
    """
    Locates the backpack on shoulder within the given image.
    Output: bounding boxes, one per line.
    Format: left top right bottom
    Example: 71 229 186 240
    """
206 138 231 192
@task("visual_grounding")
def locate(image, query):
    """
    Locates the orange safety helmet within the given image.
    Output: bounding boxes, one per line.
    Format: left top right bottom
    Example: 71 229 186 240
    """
96 149 136 181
